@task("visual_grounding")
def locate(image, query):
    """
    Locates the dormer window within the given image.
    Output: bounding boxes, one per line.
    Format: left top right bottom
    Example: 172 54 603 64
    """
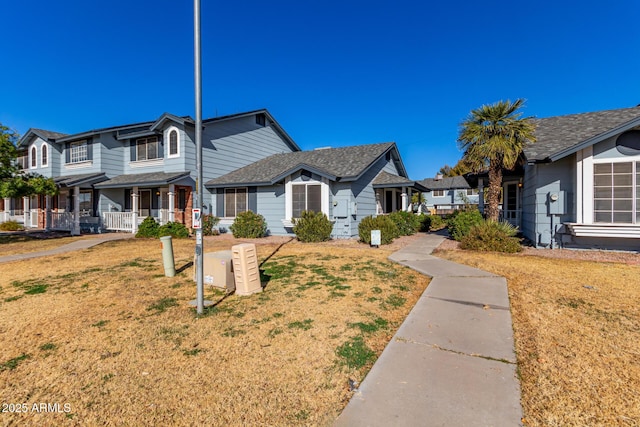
41 144 48 167
168 130 179 157
30 146 37 168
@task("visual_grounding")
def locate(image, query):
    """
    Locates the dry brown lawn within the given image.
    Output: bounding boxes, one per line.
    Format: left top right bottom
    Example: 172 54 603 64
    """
0 234 88 256
436 248 640 427
0 235 428 426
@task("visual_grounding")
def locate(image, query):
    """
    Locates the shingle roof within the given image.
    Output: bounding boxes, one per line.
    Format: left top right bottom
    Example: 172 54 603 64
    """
419 176 472 191
205 143 397 187
54 173 107 187
526 106 640 161
94 172 191 189
372 171 427 190
31 128 69 140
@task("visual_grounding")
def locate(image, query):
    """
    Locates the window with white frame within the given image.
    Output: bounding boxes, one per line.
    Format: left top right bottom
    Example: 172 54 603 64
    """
225 188 247 217
593 162 638 223
135 136 159 161
292 184 321 218
41 144 48 167
433 189 445 197
168 130 179 157
466 188 478 195
70 141 88 163
30 146 37 168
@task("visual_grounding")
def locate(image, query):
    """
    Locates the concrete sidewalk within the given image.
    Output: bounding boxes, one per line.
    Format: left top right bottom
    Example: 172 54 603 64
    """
0 232 133 263
335 233 522 427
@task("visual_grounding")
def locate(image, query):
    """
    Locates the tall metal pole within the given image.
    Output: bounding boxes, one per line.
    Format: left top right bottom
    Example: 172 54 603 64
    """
194 0 204 314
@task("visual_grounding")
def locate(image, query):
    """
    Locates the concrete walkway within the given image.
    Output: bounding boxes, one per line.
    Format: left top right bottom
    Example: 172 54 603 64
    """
0 232 133 263
335 233 522 427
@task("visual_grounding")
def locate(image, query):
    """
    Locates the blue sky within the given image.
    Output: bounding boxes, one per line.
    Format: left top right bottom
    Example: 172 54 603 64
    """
2 0 640 179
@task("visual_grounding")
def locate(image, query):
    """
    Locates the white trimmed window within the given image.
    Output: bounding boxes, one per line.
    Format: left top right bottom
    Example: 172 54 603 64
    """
593 161 638 224
292 183 322 218
433 189 445 197
70 141 88 163
167 128 179 158
136 136 159 161
30 146 37 168
225 188 247 217
41 144 48 167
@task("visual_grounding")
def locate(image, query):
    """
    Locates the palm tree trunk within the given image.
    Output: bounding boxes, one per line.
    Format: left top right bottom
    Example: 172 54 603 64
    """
486 160 503 221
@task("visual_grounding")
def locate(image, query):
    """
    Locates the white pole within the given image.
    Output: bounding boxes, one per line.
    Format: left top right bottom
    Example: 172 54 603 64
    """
194 0 204 314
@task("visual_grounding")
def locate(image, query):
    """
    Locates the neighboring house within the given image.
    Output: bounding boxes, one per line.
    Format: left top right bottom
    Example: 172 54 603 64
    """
419 175 478 214
5 110 299 234
476 105 640 250
205 142 426 238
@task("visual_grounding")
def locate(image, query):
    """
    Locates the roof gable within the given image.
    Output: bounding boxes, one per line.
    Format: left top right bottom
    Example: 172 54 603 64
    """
206 142 399 187
526 106 640 162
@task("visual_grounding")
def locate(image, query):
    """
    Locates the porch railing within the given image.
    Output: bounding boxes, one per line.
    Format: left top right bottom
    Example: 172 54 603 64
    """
30 209 39 227
50 212 73 231
0 212 8 223
103 212 135 232
159 209 169 225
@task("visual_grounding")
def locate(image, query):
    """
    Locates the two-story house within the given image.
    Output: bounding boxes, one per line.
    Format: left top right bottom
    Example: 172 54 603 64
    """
11 110 299 234
419 175 479 215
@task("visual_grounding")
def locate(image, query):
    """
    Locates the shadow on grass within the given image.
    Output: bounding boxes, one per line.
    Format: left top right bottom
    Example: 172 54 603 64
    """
258 237 295 290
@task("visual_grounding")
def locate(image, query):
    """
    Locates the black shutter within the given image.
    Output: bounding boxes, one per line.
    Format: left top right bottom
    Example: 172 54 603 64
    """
151 189 159 209
216 188 224 217
124 189 131 210
130 141 136 161
158 137 164 159
65 143 71 163
248 187 257 212
87 140 93 161
92 189 99 217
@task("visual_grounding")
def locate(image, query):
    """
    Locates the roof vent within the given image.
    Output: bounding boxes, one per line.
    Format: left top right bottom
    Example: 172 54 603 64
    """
314 146 331 150
435 173 443 180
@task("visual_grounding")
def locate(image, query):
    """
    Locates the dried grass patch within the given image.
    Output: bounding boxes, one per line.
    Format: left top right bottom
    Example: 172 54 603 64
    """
0 234 87 256
436 249 640 427
0 236 428 426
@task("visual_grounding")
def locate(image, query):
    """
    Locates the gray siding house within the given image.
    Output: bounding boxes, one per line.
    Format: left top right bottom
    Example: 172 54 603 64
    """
419 175 479 214
7 110 299 234
205 142 426 238
478 106 640 250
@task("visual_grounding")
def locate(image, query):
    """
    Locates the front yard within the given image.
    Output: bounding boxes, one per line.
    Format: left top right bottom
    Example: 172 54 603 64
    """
437 248 640 426
0 235 429 426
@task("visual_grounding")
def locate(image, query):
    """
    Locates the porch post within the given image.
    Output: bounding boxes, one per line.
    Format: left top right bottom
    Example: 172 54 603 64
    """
4 197 10 220
168 184 175 222
478 178 484 215
23 196 30 227
131 191 139 234
72 185 81 235
45 195 51 231
401 187 408 212
375 189 382 215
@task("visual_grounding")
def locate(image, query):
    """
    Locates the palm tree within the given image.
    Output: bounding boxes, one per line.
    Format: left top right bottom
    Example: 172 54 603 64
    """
458 99 536 221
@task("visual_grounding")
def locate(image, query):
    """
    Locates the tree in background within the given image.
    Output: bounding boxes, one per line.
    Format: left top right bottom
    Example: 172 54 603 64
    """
457 99 535 221
0 123 57 199
438 157 474 177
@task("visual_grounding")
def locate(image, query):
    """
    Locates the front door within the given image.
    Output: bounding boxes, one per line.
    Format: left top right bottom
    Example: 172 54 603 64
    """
139 190 151 218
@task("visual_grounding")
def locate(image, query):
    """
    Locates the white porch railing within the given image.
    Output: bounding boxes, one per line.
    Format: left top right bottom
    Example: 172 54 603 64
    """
50 212 74 231
0 212 9 223
159 209 169 225
103 212 135 232
30 209 39 227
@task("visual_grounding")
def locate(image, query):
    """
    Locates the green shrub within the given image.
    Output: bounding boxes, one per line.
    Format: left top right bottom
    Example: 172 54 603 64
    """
230 211 267 238
135 216 159 238
293 210 333 242
388 211 419 236
0 220 24 231
415 213 430 232
202 214 220 236
420 214 445 231
448 208 483 241
459 220 522 253
158 221 190 239
358 215 399 245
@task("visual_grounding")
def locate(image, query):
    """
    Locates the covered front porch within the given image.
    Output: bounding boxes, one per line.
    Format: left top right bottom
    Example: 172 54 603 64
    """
95 172 194 234
373 171 428 215
475 172 524 229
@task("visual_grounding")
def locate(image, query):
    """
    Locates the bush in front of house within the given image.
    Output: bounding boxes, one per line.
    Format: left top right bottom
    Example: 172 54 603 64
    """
135 216 159 238
230 211 267 238
388 211 420 236
447 208 483 241
358 215 399 245
459 220 522 253
423 214 446 232
202 214 220 236
0 220 25 232
293 210 333 242
158 221 190 239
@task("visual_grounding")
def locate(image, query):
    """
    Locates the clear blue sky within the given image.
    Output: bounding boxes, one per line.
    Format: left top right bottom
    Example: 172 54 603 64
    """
2 0 640 180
